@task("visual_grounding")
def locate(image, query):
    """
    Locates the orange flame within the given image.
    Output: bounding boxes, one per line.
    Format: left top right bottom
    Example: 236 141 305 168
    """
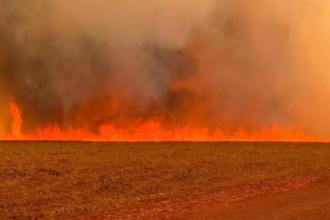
1 98 329 142
9 97 22 140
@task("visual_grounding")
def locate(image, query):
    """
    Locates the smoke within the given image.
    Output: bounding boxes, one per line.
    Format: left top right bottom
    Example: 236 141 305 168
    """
0 0 214 130
1 0 330 135
185 0 330 134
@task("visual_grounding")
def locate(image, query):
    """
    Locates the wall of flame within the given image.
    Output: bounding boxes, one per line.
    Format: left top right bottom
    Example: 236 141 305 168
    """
1 0 330 141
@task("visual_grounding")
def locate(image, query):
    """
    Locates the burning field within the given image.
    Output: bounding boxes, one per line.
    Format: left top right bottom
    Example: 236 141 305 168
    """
1 98 329 142
1 0 330 141
1 1 330 219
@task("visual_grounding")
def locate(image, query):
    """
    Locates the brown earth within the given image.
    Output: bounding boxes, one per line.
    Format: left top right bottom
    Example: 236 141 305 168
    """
1 141 330 220
68 174 329 220
177 178 330 220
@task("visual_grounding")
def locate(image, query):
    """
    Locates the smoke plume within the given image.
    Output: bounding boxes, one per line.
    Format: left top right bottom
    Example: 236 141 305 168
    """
1 0 330 135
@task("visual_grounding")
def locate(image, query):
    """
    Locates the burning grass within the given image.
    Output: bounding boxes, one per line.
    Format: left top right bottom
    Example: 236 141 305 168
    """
1 141 330 220
2 98 330 142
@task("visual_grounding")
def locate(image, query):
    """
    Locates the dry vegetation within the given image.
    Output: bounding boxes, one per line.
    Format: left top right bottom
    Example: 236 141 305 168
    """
1 141 330 220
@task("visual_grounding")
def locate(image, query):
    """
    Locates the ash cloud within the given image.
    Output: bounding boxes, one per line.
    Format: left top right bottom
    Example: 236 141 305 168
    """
1 0 330 135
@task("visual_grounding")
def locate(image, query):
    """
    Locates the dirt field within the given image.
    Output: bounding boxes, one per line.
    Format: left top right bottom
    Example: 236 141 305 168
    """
1 141 330 220
178 178 330 220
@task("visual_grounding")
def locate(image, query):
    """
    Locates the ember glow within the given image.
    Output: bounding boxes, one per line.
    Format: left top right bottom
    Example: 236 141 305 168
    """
1 1 330 142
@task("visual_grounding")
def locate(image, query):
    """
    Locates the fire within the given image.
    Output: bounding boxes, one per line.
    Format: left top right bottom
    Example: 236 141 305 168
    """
1 98 329 142
9 97 22 139
1 1 330 143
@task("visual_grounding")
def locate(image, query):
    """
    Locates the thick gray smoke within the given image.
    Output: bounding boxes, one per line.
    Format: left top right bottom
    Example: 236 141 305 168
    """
0 0 214 131
1 0 330 135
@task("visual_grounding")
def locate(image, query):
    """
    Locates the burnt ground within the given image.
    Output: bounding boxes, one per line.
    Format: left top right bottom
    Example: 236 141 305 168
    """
1 141 330 220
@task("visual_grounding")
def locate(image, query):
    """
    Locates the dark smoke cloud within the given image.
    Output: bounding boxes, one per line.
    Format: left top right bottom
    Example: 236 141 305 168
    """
1 0 330 135
0 0 214 131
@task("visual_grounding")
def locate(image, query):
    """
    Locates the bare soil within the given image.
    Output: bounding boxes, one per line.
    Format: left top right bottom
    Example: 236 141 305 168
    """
1 141 330 220
177 178 330 220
